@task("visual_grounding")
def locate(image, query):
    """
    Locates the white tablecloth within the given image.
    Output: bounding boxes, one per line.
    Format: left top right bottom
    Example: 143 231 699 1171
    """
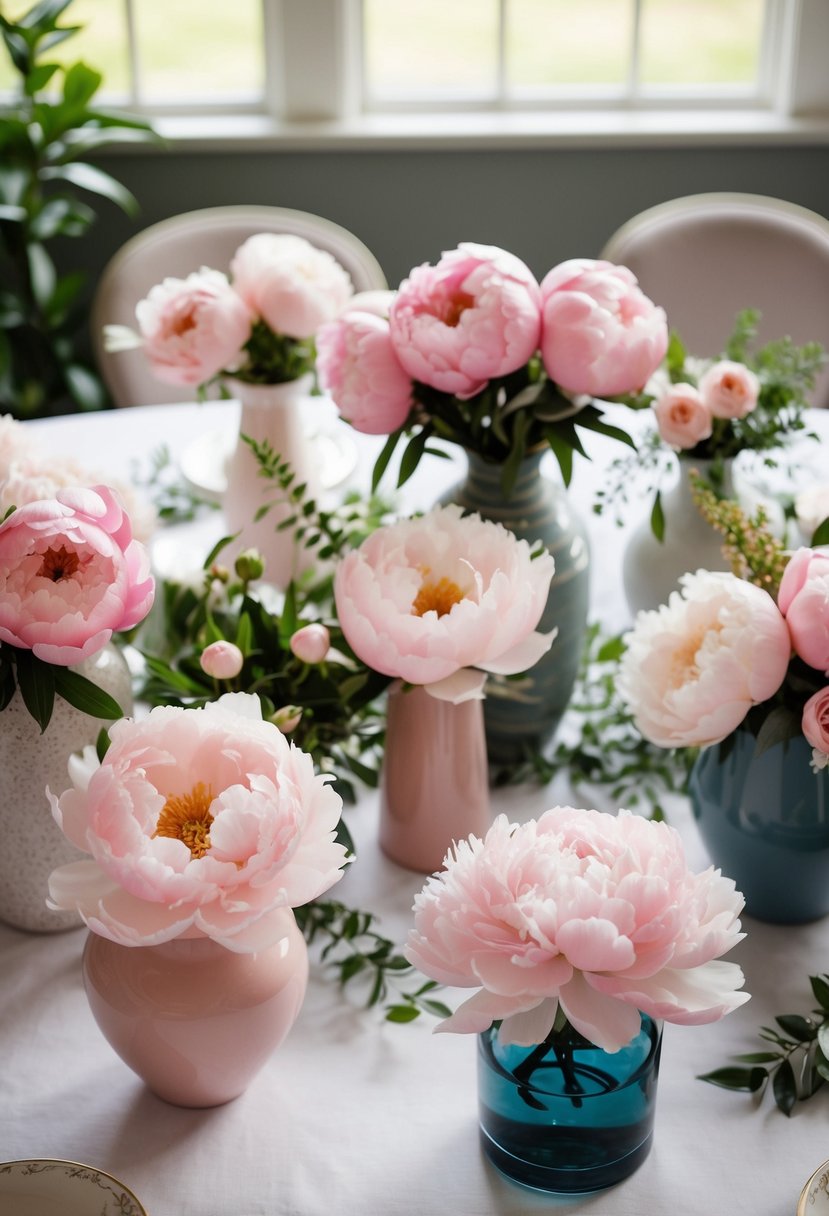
2 402 829 1216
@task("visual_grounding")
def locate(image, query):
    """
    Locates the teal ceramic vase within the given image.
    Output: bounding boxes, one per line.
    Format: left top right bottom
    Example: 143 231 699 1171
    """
478 1014 662 1194
442 448 590 765
689 729 829 924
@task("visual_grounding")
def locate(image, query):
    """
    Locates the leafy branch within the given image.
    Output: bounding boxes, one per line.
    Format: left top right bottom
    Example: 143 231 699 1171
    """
698 974 829 1116
294 898 450 1024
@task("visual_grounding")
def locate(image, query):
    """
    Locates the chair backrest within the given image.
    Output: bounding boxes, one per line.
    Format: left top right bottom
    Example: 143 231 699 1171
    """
91 205 388 407
600 192 829 408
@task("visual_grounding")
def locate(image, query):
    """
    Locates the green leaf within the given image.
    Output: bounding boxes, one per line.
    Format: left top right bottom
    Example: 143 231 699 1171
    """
772 1058 797 1116
697 1066 767 1092
385 1005 421 1024
597 635 625 663
24 61 60 95
30 196 95 240
95 727 110 762
397 426 431 489
810 516 829 547
816 1022 829 1060
19 0 75 30
0 203 27 222
63 363 106 412
27 242 56 309
14 649 55 733
235 612 253 655
774 1014 817 1043
650 490 665 542
732 1052 782 1064
52 668 123 719
811 975 829 1012
62 61 102 108
755 705 801 757
39 162 138 215
421 999 452 1018
202 533 239 570
544 429 573 487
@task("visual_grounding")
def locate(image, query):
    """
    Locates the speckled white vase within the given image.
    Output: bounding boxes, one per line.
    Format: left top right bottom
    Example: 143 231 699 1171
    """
0 644 133 933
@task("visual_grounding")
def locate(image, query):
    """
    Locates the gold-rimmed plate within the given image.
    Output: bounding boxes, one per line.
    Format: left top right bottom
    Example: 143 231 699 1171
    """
797 1159 829 1215
0 1159 147 1215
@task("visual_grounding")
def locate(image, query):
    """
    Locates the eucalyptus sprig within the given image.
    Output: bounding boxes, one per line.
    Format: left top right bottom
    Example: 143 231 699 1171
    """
294 897 450 1024
698 974 829 1116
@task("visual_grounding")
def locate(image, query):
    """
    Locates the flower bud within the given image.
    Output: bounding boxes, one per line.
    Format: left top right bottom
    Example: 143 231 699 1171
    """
290 623 331 664
235 548 265 583
200 640 244 679
271 704 303 733
210 563 230 584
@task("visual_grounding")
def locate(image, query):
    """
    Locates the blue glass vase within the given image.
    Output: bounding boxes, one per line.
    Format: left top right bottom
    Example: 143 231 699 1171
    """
689 728 829 924
478 1014 662 1194
442 448 590 765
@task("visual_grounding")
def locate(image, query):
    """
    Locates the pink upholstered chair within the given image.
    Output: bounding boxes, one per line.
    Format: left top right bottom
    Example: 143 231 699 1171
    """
91 205 387 408
600 193 829 407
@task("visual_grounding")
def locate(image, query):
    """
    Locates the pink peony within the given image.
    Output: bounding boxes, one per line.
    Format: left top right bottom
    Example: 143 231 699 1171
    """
406 808 748 1053
778 547 829 675
0 486 155 665
47 693 348 950
618 570 791 748
698 360 760 420
135 269 253 387
200 640 244 679
317 311 413 435
334 504 556 704
540 259 668 397
653 383 713 450
803 687 829 769
388 243 542 397
289 623 331 665
230 233 353 340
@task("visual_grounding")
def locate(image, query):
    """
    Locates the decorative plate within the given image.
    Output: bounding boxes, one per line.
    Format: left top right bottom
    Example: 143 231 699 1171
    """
797 1159 829 1215
0 1159 147 1215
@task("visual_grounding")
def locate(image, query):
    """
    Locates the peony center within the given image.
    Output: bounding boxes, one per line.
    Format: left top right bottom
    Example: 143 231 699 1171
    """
154 782 214 859
37 544 81 582
440 291 475 328
669 635 705 687
412 575 466 618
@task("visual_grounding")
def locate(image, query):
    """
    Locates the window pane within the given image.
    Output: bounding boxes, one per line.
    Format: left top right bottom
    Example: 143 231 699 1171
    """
507 0 632 88
640 0 765 86
134 0 264 102
0 0 131 98
363 0 499 98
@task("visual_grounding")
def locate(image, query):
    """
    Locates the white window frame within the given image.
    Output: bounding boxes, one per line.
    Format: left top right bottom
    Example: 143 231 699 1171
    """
117 0 829 148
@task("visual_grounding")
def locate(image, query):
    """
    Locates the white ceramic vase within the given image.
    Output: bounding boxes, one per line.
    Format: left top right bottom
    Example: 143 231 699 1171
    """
622 457 734 617
222 375 322 589
0 644 133 933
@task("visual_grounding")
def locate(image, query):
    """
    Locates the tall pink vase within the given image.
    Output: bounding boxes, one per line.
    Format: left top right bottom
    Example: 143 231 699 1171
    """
82 911 308 1108
379 682 491 874
222 376 321 589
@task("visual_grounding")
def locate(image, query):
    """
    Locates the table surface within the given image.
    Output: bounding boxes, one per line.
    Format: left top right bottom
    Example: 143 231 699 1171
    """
3 401 829 1216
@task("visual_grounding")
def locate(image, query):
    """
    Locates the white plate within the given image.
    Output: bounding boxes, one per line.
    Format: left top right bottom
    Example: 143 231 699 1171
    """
798 1159 829 1216
179 425 358 504
0 1159 147 1216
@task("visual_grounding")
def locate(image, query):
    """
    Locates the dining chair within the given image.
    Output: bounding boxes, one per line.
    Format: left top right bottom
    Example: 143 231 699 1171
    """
91 204 388 407
600 192 829 408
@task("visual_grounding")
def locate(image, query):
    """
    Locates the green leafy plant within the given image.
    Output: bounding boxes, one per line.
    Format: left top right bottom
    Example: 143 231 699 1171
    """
0 0 157 417
698 974 829 1116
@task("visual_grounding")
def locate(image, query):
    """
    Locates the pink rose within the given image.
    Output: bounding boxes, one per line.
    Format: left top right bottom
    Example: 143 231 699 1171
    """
778 547 829 674
653 383 713 450
290 624 331 664
317 311 413 435
0 486 155 665
388 243 542 397
619 570 791 748
803 686 829 756
47 693 348 950
698 360 760 420
230 233 353 340
540 259 668 397
334 504 556 704
406 808 748 1052
200 640 244 679
135 269 252 387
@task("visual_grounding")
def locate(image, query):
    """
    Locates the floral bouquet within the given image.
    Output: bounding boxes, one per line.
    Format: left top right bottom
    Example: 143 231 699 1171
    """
0 484 155 729
317 246 669 494
405 806 749 1053
104 232 355 394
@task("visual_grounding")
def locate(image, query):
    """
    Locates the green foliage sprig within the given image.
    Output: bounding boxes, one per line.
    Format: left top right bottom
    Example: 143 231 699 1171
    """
699 974 829 1116
0 0 158 417
0 641 124 732
294 898 451 1023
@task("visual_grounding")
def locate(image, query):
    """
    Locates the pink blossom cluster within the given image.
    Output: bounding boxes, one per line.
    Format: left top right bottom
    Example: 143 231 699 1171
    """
620 549 829 772
652 360 760 450
316 245 668 435
105 234 354 389
405 807 749 1053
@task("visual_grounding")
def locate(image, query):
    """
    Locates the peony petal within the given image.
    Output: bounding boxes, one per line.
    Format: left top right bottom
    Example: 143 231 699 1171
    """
498 998 559 1047
558 970 643 1053
477 628 557 675
424 668 487 703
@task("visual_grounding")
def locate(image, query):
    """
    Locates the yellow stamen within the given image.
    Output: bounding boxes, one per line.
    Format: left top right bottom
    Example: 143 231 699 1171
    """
154 782 214 859
412 576 465 618
37 544 80 582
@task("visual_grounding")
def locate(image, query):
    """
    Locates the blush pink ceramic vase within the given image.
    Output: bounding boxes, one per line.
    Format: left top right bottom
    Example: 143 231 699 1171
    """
379 682 491 874
82 911 309 1108
222 376 321 589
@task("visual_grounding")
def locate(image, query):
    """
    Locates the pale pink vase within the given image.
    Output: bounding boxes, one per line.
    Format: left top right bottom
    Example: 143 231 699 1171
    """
379 682 491 874
82 911 308 1108
222 375 321 589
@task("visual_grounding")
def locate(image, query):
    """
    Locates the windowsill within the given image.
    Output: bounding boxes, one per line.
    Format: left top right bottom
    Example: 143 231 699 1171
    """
126 107 829 154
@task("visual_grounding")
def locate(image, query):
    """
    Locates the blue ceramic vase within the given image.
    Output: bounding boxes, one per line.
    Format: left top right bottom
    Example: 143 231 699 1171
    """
443 448 590 766
478 1014 662 1194
689 729 829 924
